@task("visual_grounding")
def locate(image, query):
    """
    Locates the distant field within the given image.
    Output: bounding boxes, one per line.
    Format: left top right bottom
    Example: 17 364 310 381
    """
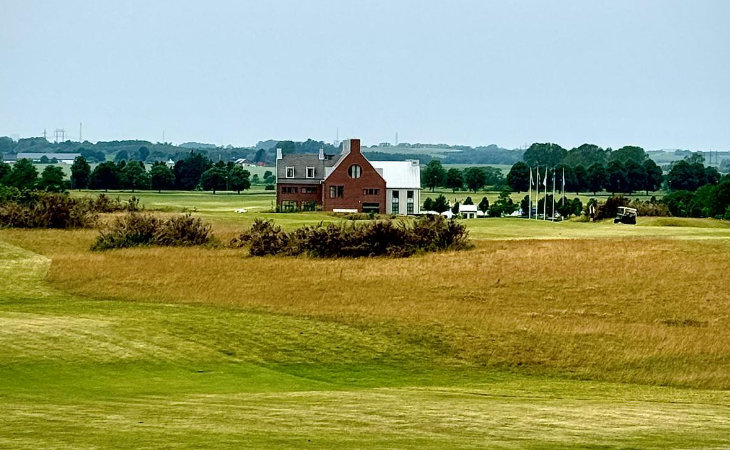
1 191 730 447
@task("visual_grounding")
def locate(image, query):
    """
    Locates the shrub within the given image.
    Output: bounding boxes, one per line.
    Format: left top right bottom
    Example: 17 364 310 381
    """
92 213 213 251
0 192 97 229
264 184 275 191
595 196 629 220
231 215 471 258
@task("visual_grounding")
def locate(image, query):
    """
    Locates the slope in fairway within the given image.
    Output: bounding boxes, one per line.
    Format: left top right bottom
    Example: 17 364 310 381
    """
2 238 730 448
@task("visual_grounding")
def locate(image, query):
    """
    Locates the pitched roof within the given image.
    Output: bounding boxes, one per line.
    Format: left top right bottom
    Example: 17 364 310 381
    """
276 153 340 183
369 160 421 189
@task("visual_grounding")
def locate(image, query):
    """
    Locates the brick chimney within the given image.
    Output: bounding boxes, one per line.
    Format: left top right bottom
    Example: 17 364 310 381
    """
341 138 360 156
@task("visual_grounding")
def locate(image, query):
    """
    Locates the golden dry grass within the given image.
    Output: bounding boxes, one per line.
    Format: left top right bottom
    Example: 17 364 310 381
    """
3 225 730 390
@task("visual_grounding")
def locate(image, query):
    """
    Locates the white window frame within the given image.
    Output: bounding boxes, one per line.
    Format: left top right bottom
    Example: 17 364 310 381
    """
306 166 315 178
286 167 295 178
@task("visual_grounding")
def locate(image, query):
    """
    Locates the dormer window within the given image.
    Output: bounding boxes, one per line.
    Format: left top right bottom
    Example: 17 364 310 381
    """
306 167 315 178
286 167 294 178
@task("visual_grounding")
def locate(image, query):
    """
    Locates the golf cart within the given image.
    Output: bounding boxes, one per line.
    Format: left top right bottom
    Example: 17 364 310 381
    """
614 206 637 225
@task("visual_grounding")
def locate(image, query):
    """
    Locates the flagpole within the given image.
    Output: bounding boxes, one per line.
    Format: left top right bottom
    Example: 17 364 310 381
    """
535 166 540 220
542 167 548 220
528 167 532 219
552 168 556 221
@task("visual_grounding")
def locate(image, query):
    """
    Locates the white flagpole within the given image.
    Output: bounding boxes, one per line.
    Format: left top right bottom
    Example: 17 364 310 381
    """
528 167 532 219
562 168 566 209
535 166 540 220
542 167 548 220
552 168 556 221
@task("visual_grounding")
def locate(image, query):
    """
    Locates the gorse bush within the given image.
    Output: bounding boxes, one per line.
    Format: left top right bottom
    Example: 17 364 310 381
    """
231 214 471 258
92 213 213 251
0 191 141 229
0 192 97 229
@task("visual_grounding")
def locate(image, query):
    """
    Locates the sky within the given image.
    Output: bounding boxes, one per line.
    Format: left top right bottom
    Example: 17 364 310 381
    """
1 0 729 150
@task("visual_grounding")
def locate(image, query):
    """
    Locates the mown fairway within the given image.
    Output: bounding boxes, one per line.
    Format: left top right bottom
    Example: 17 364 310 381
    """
2 191 730 448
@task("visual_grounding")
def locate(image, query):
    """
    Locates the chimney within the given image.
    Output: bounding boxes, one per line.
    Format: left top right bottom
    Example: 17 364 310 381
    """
276 148 282 160
318 148 324 160
341 138 360 156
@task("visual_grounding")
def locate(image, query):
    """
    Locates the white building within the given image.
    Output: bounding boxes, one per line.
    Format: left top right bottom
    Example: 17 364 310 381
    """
458 204 478 219
370 160 421 215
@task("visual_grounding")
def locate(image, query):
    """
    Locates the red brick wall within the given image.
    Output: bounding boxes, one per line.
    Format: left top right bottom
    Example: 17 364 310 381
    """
276 184 322 209
322 139 386 212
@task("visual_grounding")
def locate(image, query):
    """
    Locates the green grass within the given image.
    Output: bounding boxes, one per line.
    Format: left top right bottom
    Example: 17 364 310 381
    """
3 191 730 447
2 240 730 448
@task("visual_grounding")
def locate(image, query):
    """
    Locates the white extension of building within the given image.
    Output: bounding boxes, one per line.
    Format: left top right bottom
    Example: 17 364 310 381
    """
370 160 421 215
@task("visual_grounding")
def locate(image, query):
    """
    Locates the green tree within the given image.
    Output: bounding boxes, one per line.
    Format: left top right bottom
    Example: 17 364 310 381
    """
463 167 487 192
463 196 474 205
451 201 460 215
0 160 10 183
523 143 567 167
38 166 66 192
643 159 663 194
121 161 150 192
624 160 647 194
489 190 517 217
136 146 150 162
610 146 647 164
445 168 463 192
229 166 251 193
478 196 489 213
422 197 434 211
149 162 175 192
667 160 706 191
70 156 91 190
422 160 446 191
174 152 212 190
89 161 121 191
506 161 530 192
606 161 628 194
587 163 607 195
114 150 129 163
200 166 227 193
432 194 449 213
5 158 38 190
572 164 588 193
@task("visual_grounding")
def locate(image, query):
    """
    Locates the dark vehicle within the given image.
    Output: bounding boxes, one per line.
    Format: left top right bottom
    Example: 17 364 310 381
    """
614 206 637 225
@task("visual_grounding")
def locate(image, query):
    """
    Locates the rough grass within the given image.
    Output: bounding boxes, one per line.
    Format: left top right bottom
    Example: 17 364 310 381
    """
2 239 730 448
3 223 730 390
3 192 730 447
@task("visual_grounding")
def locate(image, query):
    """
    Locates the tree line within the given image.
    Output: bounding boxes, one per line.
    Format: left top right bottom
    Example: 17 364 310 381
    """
421 160 506 192
0 152 266 194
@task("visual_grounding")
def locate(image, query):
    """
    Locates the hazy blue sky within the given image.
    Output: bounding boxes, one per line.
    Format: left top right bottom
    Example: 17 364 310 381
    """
2 0 729 150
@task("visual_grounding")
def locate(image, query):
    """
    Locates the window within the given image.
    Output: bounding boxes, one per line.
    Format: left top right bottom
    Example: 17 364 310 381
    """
348 164 362 179
306 167 315 178
363 188 379 195
407 190 414 200
392 202 399 215
281 186 298 194
302 201 317 211
281 201 297 212
362 203 380 214
286 167 294 178
301 187 317 194
329 185 344 198
392 191 400 200
407 203 414 214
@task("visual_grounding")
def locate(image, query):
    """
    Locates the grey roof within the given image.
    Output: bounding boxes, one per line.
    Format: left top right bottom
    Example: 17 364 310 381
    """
277 153 340 184
16 152 81 161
